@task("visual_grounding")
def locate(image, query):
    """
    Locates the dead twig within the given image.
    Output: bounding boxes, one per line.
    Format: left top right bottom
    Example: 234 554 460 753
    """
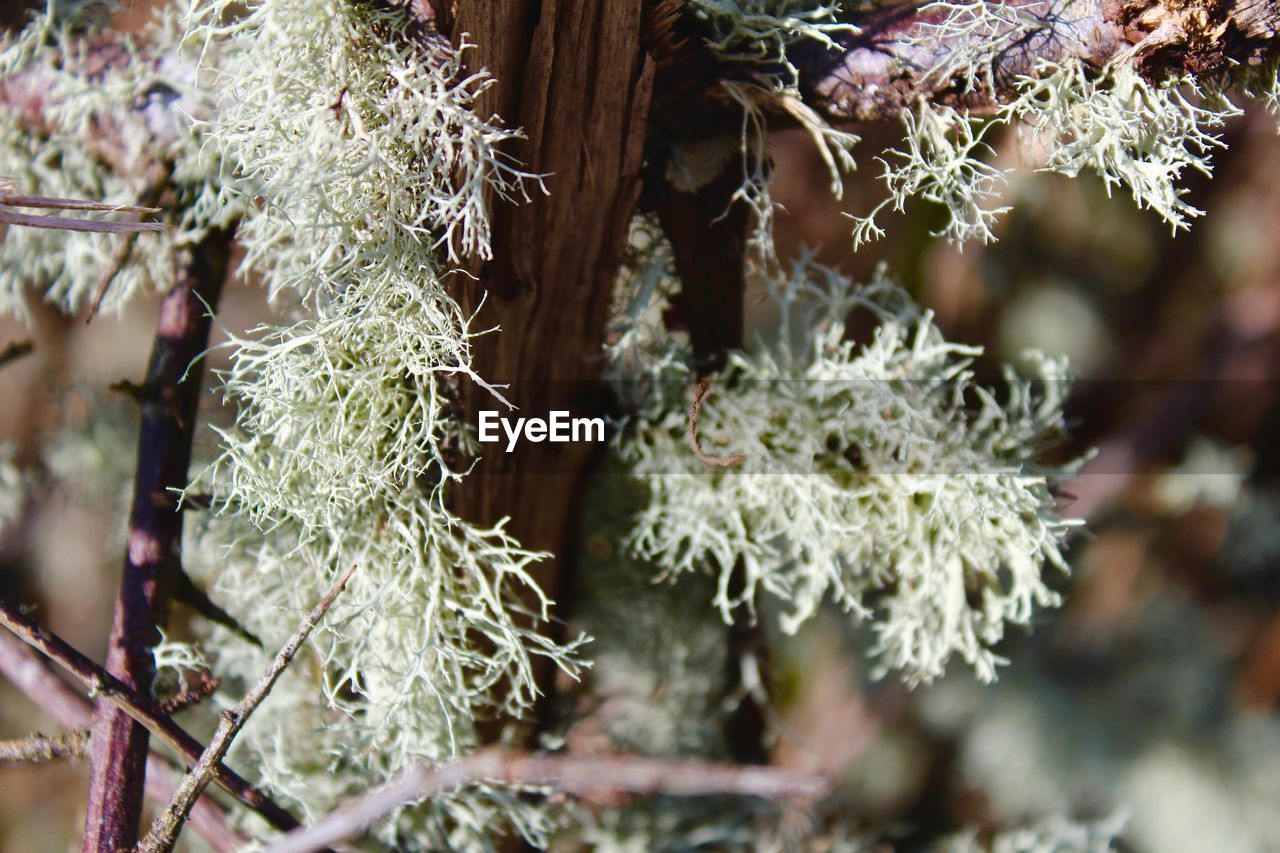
0 599 302 835
0 630 244 852
157 670 222 716
0 339 33 370
265 748 829 853
139 566 357 853
0 729 88 765
688 375 747 468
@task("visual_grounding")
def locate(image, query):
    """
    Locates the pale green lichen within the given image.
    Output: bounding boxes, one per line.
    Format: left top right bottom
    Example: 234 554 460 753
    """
0 442 24 534
0 3 232 320
1005 59 1239 233
620 256 1080 684
175 0 580 845
850 101 1010 247
942 813 1126 853
683 1 860 264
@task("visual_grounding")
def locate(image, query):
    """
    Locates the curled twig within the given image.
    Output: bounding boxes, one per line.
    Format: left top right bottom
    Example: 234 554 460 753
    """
688 375 747 468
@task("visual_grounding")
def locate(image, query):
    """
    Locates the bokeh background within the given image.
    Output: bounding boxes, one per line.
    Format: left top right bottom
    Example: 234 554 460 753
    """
4 2 1280 850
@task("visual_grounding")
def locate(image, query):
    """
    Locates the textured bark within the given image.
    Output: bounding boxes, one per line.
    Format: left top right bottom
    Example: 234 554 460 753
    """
82 229 232 851
449 2 654 680
799 0 1280 122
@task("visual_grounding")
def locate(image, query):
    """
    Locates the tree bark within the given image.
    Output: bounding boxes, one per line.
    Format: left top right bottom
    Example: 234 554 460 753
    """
447 2 654 709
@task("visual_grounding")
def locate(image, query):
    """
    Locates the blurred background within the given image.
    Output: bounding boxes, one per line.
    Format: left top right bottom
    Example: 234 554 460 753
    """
4 2 1280 850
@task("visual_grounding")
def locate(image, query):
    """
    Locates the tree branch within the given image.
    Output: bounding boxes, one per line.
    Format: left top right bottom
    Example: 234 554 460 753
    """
796 0 1280 122
0 339 34 371
265 749 830 853
0 630 245 852
82 227 234 851
0 593 302 836
139 566 357 853
0 729 88 765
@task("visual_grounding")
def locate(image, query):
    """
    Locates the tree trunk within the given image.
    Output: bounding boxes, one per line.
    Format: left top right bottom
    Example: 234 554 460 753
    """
448 2 654 695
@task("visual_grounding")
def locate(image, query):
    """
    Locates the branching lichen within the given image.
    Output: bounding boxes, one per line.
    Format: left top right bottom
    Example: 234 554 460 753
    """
850 101 1010 247
1005 59 1239 232
176 0 579 844
0 3 231 320
620 256 1080 684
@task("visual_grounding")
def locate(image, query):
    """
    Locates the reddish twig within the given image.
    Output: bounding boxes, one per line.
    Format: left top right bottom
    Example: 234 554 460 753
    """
688 375 747 468
0 630 244 852
73 226 240 851
157 670 222 716
139 566 357 853
266 748 829 853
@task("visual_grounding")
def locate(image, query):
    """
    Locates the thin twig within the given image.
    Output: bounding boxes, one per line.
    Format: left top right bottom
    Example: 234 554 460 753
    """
266 749 829 853
0 630 244 852
84 163 172 324
139 566 357 853
0 339 33 370
0 207 165 234
0 729 88 765
0 600 301 835
688 375 747 468
157 670 221 716
85 228 140 323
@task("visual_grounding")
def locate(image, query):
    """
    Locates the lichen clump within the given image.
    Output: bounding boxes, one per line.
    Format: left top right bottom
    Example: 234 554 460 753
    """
617 253 1080 685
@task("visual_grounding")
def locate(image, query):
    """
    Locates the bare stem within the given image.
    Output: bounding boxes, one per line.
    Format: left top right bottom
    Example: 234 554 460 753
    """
139 566 357 853
0 598 301 835
0 729 88 765
0 630 245 852
0 339 34 371
83 227 233 851
266 749 829 853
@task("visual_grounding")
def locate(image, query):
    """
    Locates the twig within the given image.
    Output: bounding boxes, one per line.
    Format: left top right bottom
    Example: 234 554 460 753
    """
0 207 164 234
84 227 233 851
688 375 747 468
267 748 828 853
0 600 301 835
139 566 357 853
0 339 33 370
0 630 244 852
84 164 172 324
0 729 88 765
85 228 140 323
157 670 221 716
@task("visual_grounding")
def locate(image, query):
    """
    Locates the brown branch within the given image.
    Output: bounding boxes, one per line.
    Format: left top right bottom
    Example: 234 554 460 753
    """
85 163 174 324
0 339 33 370
0 630 245 852
797 0 1280 123
82 226 234 850
139 566 357 853
688 375 747 468
0 729 88 765
0 600 301 836
0 207 164 234
265 749 830 853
